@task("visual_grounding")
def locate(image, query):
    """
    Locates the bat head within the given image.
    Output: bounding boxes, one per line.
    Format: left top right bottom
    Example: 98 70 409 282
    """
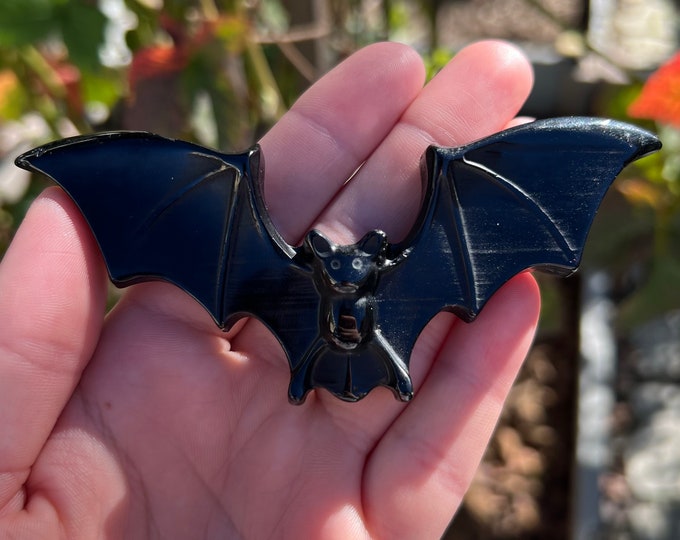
305 229 387 293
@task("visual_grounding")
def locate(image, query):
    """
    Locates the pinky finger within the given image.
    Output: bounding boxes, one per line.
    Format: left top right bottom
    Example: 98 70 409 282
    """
363 273 540 538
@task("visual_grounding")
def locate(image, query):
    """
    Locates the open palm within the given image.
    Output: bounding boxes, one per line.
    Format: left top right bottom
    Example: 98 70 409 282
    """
0 40 540 539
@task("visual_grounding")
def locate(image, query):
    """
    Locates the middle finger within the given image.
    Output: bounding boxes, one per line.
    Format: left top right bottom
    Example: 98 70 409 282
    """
316 40 534 243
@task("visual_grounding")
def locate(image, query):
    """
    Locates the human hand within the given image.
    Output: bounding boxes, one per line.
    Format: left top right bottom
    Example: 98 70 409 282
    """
0 40 539 539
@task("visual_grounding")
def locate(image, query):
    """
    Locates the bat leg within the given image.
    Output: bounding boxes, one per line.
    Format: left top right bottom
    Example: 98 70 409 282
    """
288 337 327 404
341 343 413 402
289 334 414 404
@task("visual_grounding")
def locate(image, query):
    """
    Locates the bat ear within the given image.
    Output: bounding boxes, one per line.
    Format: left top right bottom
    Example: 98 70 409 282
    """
306 229 334 258
359 230 387 255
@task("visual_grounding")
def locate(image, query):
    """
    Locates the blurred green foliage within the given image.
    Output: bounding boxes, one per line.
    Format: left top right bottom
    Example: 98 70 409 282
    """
609 57 680 327
0 0 452 254
0 0 675 328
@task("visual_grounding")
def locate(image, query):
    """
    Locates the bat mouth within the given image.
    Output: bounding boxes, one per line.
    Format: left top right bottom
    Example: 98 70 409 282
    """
333 283 359 293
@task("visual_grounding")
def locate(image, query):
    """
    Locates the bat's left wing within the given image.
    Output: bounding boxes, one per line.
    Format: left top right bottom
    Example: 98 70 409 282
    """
16 132 320 372
374 117 661 377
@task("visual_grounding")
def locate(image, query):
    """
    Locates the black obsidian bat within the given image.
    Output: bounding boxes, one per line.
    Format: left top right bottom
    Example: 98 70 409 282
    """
16 117 660 404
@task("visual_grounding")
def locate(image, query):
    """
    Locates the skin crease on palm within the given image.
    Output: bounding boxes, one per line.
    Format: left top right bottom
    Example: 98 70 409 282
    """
0 40 540 539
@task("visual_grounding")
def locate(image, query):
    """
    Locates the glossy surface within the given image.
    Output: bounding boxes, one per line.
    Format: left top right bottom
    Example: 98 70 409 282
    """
16 117 661 403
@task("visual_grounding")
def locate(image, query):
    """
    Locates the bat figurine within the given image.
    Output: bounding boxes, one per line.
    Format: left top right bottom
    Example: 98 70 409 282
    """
16 117 661 404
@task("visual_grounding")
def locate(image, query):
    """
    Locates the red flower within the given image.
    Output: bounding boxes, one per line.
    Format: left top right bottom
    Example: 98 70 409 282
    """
127 16 216 96
39 53 83 116
128 45 189 91
629 52 680 128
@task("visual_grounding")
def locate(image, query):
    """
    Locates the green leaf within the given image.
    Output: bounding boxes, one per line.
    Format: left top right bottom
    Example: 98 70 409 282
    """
0 0 60 48
618 252 680 329
80 70 123 108
56 1 108 71
424 48 454 80
0 1 107 72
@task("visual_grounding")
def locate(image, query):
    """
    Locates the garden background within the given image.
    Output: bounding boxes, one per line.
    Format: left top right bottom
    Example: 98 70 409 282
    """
1 0 678 538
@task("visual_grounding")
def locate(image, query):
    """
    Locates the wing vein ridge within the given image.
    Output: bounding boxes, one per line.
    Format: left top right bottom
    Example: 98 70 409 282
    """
462 157 576 259
216 165 244 324
137 153 232 234
446 169 478 313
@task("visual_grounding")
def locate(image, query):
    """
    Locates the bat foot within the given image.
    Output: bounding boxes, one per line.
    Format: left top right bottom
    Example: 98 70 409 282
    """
288 379 311 405
392 380 414 402
288 334 416 404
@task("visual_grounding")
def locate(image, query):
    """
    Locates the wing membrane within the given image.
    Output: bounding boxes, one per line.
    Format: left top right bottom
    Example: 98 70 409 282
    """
375 117 661 365
16 132 319 366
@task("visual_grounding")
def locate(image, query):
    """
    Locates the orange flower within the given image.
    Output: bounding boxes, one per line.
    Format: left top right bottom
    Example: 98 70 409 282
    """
128 45 189 91
127 17 217 96
0 70 19 113
628 52 680 128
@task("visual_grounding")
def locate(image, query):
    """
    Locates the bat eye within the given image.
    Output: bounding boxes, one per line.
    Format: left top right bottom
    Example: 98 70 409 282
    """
330 259 342 270
352 258 363 270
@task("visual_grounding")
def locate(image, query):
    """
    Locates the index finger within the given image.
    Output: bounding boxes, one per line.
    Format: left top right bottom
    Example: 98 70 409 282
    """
259 41 426 243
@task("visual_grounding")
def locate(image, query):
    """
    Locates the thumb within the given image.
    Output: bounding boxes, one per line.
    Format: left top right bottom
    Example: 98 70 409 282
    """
0 187 107 509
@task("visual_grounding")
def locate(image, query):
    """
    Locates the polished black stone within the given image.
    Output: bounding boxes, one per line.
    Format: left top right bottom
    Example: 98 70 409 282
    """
16 117 661 404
